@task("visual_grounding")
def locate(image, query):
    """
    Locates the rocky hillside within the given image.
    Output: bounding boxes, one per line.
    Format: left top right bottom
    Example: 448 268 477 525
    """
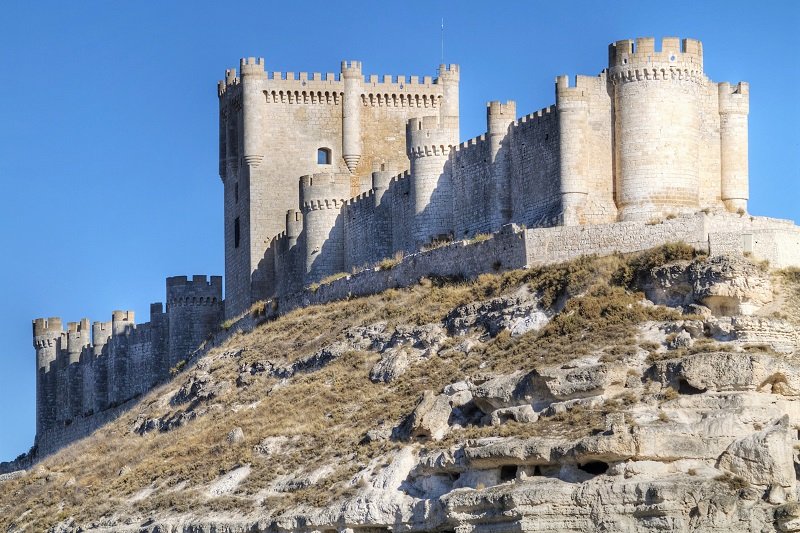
2 245 800 532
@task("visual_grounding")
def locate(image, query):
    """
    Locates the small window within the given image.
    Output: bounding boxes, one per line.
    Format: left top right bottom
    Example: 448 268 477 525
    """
234 217 240 248
317 147 331 165
234 182 239 203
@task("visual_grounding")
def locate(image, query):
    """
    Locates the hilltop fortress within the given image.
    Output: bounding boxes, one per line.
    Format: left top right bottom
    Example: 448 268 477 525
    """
24 37 800 459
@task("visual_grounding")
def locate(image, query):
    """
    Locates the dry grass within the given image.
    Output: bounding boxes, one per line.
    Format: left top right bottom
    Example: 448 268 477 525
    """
0 244 725 530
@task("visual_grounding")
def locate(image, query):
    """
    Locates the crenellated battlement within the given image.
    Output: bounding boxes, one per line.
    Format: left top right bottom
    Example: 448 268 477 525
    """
608 37 705 86
33 317 63 339
451 134 488 154
406 116 456 157
166 275 223 306
511 105 556 131
300 173 350 211
609 37 703 69
240 57 266 78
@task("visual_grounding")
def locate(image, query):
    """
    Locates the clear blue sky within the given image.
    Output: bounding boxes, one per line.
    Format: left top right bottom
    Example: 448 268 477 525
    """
0 1 797 461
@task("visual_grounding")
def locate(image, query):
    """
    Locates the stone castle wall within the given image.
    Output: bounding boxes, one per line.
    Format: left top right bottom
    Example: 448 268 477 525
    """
31 276 222 457
217 37 755 313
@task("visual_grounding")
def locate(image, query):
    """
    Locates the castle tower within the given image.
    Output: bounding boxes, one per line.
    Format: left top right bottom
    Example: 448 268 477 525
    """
718 81 749 212
166 276 223 369
438 64 460 139
240 57 267 168
487 101 516 228
90 319 112 412
407 116 457 247
66 319 90 420
33 317 62 435
285 209 303 249
608 37 705 221
300 173 350 284
107 310 135 407
371 169 395 208
555 77 590 226
341 61 362 174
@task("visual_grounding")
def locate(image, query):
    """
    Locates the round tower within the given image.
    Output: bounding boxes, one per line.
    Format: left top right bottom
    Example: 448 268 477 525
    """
33 317 62 434
371 169 395 208
90 320 112 413
285 209 303 249
341 61 363 174
300 173 350 284
487 100 516 227
555 77 590 226
240 57 267 168
166 276 223 369
718 81 749 213
407 116 457 247
608 37 705 221
437 64 460 140
66 319 90 420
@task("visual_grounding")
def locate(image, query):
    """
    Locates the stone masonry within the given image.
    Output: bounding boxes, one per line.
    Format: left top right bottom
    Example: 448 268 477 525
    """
217 37 758 319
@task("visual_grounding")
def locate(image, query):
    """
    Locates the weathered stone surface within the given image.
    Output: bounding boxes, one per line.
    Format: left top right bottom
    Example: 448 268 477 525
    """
407 391 453 441
717 416 796 488
645 255 774 316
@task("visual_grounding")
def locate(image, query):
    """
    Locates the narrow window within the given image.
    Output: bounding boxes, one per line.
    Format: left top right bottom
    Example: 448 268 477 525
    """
317 147 331 165
235 182 239 203
234 217 240 248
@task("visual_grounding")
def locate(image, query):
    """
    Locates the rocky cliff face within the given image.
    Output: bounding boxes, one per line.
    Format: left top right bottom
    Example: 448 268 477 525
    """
2 247 799 533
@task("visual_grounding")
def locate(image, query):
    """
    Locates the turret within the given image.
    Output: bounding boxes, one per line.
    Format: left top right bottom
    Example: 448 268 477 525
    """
437 64 460 140
166 275 223 369
33 317 62 434
556 77 589 226
111 310 135 336
718 82 749 213
66 319 90 419
90 320 111 413
608 37 706 221
300 173 350 284
372 169 395 208
240 57 267 168
487 100 516 227
285 209 303 248
407 116 457 247
341 61 362 174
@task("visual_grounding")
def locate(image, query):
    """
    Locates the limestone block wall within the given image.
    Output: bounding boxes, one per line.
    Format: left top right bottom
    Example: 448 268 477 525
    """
506 107 561 227
451 135 493 238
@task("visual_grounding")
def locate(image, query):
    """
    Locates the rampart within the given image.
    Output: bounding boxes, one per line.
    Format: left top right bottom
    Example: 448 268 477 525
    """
29 276 222 458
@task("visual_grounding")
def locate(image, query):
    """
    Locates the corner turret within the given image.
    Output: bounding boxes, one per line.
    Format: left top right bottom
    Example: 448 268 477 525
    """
33 317 62 434
240 57 267 168
341 61 363 174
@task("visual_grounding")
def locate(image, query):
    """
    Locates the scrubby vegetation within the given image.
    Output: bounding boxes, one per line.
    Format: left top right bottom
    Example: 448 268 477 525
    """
0 244 782 530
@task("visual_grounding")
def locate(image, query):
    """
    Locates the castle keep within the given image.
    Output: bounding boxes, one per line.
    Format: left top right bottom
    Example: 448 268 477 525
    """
217 37 751 318
26 36 799 458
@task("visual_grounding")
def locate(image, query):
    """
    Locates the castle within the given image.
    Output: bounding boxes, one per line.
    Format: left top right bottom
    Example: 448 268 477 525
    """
217 37 751 318
24 36 800 459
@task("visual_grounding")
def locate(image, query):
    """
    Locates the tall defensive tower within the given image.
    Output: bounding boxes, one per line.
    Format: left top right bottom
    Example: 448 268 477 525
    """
608 37 705 221
33 318 62 435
